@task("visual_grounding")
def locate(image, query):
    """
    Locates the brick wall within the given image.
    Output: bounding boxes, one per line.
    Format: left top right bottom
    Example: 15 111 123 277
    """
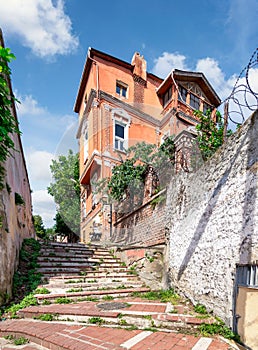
112 197 166 247
111 192 167 289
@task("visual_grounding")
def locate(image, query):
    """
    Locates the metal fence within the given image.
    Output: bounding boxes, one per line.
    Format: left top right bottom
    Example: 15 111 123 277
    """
222 48 258 128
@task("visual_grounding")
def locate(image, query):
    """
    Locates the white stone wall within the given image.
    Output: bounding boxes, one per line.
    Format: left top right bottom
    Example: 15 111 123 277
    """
166 110 258 326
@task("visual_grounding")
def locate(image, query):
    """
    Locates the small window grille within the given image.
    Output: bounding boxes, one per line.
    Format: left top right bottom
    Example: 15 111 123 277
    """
236 264 258 287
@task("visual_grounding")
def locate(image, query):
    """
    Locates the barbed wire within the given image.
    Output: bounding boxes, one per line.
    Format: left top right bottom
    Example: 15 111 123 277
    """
222 48 258 126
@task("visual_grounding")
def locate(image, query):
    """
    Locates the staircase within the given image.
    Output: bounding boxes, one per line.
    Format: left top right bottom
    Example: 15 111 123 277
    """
0 241 240 350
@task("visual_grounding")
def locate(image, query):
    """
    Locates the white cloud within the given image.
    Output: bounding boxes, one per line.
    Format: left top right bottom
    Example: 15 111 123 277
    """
226 68 258 124
32 190 56 227
16 92 77 153
0 0 79 58
152 52 236 101
26 149 54 184
195 57 233 100
152 51 258 125
16 94 46 116
152 52 188 78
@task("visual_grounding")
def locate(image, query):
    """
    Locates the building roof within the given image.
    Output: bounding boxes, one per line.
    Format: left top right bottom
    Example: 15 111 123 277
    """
157 69 221 107
74 48 221 113
74 48 162 113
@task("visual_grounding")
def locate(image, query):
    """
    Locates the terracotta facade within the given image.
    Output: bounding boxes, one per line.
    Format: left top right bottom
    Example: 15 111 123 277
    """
74 48 221 243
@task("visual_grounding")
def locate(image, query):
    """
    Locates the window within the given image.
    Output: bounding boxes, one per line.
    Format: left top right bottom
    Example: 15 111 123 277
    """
91 171 98 207
236 265 258 287
112 109 130 152
116 81 128 98
190 93 200 110
162 86 172 106
178 85 187 103
81 193 87 219
203 102 213 115
84 129 88 163
114 122 125 151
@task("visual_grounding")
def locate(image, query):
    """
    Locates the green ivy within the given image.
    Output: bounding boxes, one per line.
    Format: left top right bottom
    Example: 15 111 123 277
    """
194 109 233 161
14 192 25 205
0 46 20 189
96 138 175 202
108 159 146 201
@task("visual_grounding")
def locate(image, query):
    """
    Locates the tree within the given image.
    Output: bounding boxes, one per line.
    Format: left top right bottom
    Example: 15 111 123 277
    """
194 109 233 161
0 46 20 189
96 138 175 202
45 227 55 241
54 212 78 243
47 150 80 241
33 215 46 239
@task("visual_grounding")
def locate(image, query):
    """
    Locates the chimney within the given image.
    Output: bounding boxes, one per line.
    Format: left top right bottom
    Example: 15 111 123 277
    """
131 52 147 81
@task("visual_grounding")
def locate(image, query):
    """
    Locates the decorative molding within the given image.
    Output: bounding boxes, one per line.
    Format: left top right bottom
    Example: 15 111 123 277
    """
133 74 147 87
111 108 131 125
103 103 111 111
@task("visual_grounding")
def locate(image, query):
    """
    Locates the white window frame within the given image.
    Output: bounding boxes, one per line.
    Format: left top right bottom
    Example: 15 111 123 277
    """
84 129 88 163
91 171 98 206
116 80 128 98
111 109 131 152
114 121 126 151
82 121 89 163
81 191 87 219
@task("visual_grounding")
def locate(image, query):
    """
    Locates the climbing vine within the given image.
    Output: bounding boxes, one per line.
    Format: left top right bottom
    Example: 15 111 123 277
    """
0 46 20 189
194 109 232 161
108 159 146 201
96 138 175 202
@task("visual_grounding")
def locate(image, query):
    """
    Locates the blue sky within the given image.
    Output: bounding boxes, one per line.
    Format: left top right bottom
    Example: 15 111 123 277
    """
0 0 257 227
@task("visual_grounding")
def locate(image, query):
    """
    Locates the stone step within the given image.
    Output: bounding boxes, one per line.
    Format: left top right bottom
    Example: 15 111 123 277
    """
39 249 94 256
37 263 126 271
47 274 140 285
37 256 95 263
91 250 114 258
17 299 216 332
38 265 128 274
0 319 235 350
40 242 91 248
37 262 97 268
38 281 144 292
34 287 151 303
88 257 121 263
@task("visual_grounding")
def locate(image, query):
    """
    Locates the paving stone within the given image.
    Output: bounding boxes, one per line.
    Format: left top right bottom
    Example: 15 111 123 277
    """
0 242 242 350
96 302 130 310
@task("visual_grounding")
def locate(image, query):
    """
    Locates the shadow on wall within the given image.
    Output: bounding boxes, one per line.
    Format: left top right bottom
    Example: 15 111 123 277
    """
177 121 254 280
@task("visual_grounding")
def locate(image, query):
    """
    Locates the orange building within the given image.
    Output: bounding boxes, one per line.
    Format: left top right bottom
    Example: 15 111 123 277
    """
74 48 221 243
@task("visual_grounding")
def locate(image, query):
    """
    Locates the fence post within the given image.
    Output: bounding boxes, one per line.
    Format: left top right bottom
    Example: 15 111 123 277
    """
223 101 229 141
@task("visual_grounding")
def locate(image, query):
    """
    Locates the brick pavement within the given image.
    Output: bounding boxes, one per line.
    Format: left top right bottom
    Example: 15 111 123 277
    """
0 319 240 350
0 242 243 349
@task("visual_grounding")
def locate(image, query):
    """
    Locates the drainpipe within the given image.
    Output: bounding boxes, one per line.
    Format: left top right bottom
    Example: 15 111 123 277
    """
109 202 112 238
87 48 100 102
88 49 105 239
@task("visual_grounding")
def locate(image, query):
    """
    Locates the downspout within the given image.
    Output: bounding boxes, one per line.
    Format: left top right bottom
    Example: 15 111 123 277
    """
87 50 105 239
87 48 100 102
87 49 101 153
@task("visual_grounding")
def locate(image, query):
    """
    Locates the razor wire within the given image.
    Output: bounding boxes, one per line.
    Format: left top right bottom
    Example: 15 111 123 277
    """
222 48 258 126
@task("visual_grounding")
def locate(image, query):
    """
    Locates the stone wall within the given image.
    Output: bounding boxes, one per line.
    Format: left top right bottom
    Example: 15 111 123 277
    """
166 110 258 326
0 132 35 305
0 30 35 305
